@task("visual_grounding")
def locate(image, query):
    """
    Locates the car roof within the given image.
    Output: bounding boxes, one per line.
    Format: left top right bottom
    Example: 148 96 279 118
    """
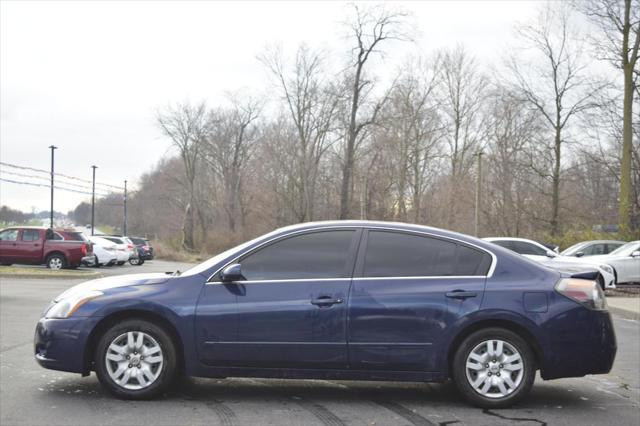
572 240 626 245
483 237 539 243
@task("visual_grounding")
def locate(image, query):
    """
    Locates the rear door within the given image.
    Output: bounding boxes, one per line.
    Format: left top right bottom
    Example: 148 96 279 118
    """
196 228 361 369
14 229 43 263
348 229 492 372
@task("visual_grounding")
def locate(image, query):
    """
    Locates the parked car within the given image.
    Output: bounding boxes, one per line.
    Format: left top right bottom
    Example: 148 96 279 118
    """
55 229 95 266
0 227 93 269
35 221 616 408
571 241 640 284
129 237 154 260
87 236 118 267
99 236 136 266
561 240 626 258
484 237 616 289
129 246 145 266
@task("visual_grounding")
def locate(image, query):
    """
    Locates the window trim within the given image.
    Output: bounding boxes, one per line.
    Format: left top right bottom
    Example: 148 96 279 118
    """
205 225 496 284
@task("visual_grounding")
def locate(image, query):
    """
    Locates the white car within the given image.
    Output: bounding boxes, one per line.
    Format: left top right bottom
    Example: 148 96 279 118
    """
561 240 626 257
484 237 617 289
571 241 640 284
87 236 118 267
98 235 135 265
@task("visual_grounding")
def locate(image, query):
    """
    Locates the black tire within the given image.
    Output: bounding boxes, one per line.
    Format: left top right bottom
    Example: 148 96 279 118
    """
45 253 67 270
129 258 141 266
0 263 12 266
93 255 101 268
94 319 177 400
451 327 535 408
116 261 125 266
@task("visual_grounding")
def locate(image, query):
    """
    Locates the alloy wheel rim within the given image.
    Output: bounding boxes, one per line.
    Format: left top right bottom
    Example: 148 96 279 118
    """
465 339 524 399
49 258 62 269
105 331 164 390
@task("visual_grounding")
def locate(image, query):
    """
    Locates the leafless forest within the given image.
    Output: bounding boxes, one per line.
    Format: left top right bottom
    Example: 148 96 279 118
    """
71 1 640 254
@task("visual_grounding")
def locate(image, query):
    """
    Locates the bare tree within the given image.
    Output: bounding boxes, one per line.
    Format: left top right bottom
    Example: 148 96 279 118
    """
260 45 339 221
580 0 640 231
339 3 411 219
508 4 607 236
203 97 261 232
156 102 208 250
439 46 487 228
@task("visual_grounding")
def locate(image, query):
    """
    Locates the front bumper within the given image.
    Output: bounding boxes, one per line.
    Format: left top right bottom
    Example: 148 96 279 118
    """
34 316 101 374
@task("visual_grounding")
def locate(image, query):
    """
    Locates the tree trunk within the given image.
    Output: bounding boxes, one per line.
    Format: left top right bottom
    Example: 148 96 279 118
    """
551 127 562 236
619 62 634 232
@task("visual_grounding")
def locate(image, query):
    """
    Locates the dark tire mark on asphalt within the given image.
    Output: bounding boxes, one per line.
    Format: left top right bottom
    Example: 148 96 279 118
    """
438 421 460 426
373 400 437 426
293 397 346 426
482 409 547 426
179 390 236 426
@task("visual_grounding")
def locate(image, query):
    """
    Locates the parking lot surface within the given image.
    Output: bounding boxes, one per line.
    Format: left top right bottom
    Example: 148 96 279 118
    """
1 260 639 426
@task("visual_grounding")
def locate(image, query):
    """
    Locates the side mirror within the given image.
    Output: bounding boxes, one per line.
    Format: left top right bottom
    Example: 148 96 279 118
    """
220 263 244 282
575 251 584 257
631 251 640 258
545 250 557 258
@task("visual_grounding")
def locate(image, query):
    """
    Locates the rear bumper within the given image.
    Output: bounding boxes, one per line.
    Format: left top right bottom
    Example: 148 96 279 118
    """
81 255 96 266
34 317 100 374
541 309 616 380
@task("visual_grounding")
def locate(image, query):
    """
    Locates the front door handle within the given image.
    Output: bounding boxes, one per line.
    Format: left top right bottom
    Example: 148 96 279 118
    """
311 296 344 307
445 290 477 300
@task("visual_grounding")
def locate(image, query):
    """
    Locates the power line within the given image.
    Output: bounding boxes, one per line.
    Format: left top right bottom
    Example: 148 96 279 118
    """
0 177 111 197
0 161 125 190
0 168 98 192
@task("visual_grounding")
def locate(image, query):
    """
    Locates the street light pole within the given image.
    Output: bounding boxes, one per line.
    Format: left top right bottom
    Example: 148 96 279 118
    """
123 180 127 236
91 165 97 236
48 145 57 229
474 151 483 237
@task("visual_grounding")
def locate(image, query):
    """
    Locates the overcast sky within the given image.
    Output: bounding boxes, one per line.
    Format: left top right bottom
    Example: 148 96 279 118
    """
1 0 541 213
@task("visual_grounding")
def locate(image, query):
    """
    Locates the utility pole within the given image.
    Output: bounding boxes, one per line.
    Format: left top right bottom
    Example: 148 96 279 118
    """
91 165 97 236
123 180 128 236
474 151 483 237
48 145 57 229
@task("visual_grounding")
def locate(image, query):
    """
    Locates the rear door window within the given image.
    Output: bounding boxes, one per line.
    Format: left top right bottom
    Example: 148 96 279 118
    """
363 231 491 277
21 229 40 242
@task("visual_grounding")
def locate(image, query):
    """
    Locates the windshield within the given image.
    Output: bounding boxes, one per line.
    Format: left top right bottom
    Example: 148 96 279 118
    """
560 242 586 255
608 241 640 256
181 228 283 277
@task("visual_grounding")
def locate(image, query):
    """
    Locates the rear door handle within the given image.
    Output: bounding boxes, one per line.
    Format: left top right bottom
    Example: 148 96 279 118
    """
445 290 477 299
311 296 343 307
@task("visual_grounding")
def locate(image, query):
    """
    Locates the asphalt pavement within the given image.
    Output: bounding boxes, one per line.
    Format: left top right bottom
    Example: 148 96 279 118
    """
1 260 639 426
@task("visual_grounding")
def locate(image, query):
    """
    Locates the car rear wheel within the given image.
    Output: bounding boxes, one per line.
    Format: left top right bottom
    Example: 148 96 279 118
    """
116 261 125 266
46 254 66 270
452 328 535 408
95 319 177 399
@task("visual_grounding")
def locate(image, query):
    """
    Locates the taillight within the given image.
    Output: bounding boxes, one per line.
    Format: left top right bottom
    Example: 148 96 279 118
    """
81 243 87 256
143 245 149 250
555 278 607 310
127 244 134 250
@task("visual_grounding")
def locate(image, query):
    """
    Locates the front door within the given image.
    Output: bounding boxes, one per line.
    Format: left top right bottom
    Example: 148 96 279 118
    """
0 229 20 262
348 230 492 372
196 229 361 369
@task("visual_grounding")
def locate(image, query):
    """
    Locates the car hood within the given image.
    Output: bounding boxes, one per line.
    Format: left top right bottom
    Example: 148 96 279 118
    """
54 273 171 302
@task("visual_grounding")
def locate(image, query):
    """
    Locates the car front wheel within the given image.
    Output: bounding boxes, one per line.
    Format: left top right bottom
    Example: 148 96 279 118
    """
452 328 535 408
95 319 177 399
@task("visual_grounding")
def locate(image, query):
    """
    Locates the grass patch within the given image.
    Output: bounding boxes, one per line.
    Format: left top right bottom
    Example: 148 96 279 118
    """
0 266 102 279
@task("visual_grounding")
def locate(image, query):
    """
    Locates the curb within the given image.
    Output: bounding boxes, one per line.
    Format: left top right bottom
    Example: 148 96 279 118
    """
0 272 103 280
608 306 640 321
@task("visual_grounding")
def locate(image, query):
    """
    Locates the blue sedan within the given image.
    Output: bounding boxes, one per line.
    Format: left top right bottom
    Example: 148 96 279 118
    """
34 221 616 407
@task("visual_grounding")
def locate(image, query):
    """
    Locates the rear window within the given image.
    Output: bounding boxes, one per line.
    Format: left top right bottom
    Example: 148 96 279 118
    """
130 237 147 245
103 237 122 244
363 231 491 277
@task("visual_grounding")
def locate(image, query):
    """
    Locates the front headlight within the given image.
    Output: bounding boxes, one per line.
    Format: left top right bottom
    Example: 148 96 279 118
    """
599 264 614 275
45 290 103 318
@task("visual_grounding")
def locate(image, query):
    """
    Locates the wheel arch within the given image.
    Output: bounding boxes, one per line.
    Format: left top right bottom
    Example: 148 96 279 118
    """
446 318 544 375
44 251 67 265
83 309 185 376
